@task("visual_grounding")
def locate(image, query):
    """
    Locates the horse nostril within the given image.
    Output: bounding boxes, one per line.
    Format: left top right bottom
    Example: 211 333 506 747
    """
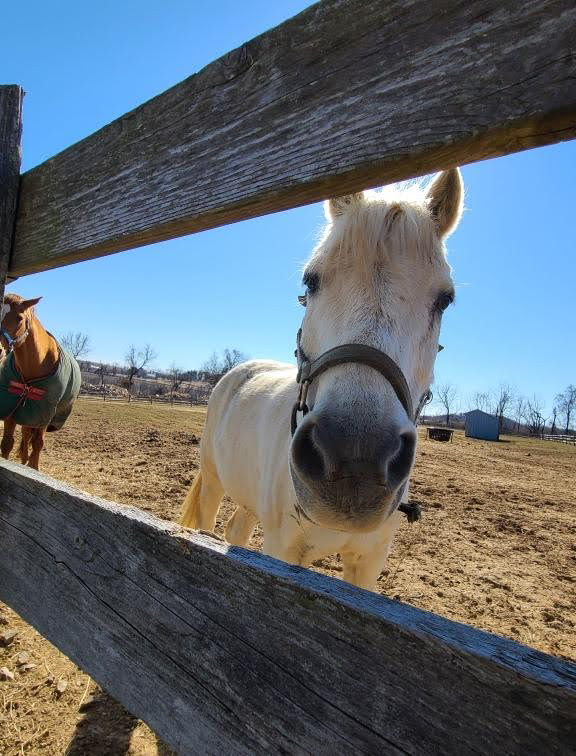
291 419 326 482
387 430 416 485
293 416 417 489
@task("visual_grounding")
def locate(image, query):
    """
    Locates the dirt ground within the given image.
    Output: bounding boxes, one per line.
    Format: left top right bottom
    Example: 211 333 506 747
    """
1 399 575 754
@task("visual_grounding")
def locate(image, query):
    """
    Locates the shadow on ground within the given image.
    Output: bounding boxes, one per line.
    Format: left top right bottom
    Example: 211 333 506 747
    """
65 687 175 755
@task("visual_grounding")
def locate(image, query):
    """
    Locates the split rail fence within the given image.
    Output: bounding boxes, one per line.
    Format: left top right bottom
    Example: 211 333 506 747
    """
542 434 576 445
78 392 208 407
1 1 576 753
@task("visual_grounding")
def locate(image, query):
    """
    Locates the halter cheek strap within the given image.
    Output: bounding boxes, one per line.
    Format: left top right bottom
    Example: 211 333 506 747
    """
0 329 15 349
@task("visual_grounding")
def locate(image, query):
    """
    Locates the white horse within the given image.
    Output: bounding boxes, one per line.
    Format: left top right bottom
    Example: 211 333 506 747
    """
181 168 463 589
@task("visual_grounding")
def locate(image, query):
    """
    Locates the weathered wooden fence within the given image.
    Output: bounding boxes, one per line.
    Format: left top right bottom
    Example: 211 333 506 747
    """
1 1 576 753
542 434 576 445
78 391 208 407
1 462 575 754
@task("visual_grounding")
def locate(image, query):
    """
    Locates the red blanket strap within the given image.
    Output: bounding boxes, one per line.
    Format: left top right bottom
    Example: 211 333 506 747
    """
7 380 46 401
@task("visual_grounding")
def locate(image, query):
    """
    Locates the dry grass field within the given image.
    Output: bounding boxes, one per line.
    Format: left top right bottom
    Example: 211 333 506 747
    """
1 399 575 754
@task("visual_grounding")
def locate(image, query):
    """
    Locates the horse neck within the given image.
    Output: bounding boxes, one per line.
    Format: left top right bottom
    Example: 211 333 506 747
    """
13 315 59 381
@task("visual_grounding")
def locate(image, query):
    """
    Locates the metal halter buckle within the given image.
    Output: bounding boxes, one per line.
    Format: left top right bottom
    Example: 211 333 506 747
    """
298 380 310 411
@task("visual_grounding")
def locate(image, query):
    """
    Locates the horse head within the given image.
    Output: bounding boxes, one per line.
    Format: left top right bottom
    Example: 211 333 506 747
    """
0 294 42 353
289 169 463 532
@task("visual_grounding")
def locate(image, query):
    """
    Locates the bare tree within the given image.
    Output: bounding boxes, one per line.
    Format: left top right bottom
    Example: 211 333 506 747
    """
202 348 248 387
492 383 514 432
435 383 458 427
96 363 106 387
473 391 490 413
514 395 526 434
555 385 576 434
222 348 246 372
61 331 90 358
524 396 547 437
125 344 157 392
168 363 185 395
201 352 221 383
550 406 558 435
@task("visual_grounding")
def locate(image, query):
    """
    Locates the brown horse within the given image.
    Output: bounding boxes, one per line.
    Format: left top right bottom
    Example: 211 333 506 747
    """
0 294 81 470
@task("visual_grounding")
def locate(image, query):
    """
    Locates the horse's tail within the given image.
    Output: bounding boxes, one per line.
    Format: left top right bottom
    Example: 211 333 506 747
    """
180 471 203 528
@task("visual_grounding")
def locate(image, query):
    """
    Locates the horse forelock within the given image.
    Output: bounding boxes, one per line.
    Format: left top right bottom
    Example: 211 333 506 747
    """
308 181 445 282
3 293 23 307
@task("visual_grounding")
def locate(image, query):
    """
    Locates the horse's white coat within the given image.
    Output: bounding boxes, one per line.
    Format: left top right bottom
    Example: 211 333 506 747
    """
181 169 463 589
1 304 11 320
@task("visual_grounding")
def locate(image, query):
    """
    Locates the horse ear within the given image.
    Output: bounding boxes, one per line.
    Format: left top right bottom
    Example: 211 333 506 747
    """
427 168 463 237
324 192 364 221
17 297 42 311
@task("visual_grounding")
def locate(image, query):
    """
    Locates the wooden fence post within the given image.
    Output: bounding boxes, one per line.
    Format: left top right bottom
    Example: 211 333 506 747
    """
0 86 23 302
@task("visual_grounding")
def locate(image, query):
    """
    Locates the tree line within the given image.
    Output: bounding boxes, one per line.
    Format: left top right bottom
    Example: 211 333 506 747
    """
61 331 575 433
61 331 248 394
432 382 576 436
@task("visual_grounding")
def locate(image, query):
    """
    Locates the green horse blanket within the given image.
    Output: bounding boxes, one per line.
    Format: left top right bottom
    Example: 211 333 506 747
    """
0 347 81 430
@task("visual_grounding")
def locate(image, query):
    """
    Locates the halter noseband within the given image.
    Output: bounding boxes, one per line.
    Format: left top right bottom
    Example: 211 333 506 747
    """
291 328 432 436
0 323 30 354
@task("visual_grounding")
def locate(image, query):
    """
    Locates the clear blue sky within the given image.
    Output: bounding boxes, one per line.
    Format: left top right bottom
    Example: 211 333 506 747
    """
2 1 575 416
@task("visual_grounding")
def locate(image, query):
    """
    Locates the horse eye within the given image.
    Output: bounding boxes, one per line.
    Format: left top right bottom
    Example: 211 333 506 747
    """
302 271 319 296
436 292 454 312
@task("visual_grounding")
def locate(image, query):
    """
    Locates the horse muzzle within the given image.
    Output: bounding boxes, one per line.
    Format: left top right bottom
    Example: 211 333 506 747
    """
289 411 416 531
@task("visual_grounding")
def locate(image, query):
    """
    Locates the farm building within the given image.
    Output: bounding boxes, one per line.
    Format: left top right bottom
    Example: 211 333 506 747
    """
465 409 499 441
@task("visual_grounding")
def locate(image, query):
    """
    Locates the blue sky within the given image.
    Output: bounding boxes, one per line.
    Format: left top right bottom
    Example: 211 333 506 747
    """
2 1 575 416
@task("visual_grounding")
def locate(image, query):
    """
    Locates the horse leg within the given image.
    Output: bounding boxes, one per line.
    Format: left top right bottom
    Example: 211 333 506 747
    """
225 506 258 547
18 427 32 465
341 539 398 591
180 469 224 531
341 553 384 591
1 417 17 460
27 427 45 470
261 518 309 567
341 512 403 590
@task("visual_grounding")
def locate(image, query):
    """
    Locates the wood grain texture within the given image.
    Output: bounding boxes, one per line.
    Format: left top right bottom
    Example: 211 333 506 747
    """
11 0 576 277
0 86 23 292
0 461 575 754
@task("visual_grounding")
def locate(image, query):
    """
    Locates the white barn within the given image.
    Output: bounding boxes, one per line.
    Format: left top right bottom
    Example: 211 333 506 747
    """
465 409 500 441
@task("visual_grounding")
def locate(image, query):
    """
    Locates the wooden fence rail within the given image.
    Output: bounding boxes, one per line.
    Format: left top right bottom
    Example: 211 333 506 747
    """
0 461 575 754
78 392 208 407
0 86 22 293
542 434 576 445
9 0 576 277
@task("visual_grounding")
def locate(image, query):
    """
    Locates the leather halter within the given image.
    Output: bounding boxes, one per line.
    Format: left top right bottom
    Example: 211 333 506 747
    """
291 329 434 524
0 321 30 354
291 328 432 436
